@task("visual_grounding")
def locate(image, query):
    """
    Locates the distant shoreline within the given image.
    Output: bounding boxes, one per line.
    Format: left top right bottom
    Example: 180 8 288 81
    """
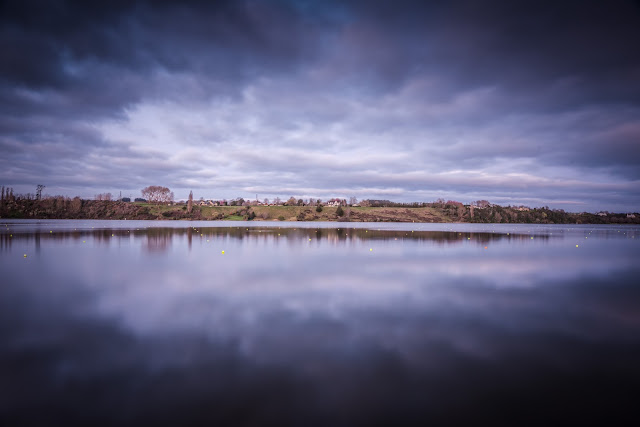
1 199 638 225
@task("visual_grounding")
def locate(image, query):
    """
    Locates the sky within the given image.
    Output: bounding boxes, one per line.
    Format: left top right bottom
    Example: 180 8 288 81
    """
1 0 639 212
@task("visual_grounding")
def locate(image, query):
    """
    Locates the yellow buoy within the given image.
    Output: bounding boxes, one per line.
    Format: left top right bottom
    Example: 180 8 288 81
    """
221 250 225 254
23 254 27 257
370 248 373 251
576 245 579 248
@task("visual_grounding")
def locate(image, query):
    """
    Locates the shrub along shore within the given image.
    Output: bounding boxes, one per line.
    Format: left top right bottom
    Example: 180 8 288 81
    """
1 198 638 224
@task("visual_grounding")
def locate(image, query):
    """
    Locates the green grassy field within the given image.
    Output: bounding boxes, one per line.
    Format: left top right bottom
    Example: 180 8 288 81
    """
4 199 634 223
132 203 451 222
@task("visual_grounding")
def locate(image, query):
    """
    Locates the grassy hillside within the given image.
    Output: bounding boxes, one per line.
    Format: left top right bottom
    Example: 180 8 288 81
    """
1 198 638 224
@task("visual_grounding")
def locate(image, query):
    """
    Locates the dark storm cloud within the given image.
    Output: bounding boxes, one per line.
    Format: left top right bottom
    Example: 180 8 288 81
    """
0 0 639 210
345 0 640 105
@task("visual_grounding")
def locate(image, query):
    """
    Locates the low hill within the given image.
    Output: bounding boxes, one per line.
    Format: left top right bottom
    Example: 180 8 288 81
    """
1 198 638 224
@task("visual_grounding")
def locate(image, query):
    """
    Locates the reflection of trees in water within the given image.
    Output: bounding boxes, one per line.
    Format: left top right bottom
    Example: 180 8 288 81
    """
144 234 171 253
3 225 598 253
0 228 134 253
124 227 550 248
139 228 175 253
0 233 13 252
0 227 552 252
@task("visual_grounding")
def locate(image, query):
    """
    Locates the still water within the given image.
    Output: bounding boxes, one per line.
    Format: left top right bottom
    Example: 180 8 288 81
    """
1 220 639 425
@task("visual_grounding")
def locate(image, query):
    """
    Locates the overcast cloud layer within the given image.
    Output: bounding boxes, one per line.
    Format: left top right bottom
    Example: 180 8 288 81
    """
1 0 639 211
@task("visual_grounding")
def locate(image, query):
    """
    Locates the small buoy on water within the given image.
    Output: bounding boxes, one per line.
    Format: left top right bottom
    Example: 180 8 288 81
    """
23 254 27 257
221 250 225 254
370 248 373 251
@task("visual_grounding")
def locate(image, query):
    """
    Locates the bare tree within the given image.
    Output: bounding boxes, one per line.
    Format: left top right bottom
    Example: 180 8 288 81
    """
263 198 269 205
286 196 297 205
187 191 193 213
349 196 358 206
141 186 173 204
70 196 82 212
274 197 281 205
36 184 45 200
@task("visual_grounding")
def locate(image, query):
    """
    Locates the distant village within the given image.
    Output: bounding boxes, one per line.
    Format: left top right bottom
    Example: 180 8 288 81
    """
129 194 539 211
188 197 350 208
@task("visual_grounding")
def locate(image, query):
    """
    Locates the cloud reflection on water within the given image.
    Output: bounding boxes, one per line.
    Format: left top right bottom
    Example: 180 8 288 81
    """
1 222 639 425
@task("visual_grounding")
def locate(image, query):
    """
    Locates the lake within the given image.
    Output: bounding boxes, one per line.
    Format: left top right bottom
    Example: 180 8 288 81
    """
1 220 639 425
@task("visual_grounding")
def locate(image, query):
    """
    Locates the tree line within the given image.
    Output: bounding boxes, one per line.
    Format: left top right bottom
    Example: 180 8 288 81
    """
2 184 638 223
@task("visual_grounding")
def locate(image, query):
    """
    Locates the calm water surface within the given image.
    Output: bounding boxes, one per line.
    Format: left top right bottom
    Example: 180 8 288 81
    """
1 220 639 425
